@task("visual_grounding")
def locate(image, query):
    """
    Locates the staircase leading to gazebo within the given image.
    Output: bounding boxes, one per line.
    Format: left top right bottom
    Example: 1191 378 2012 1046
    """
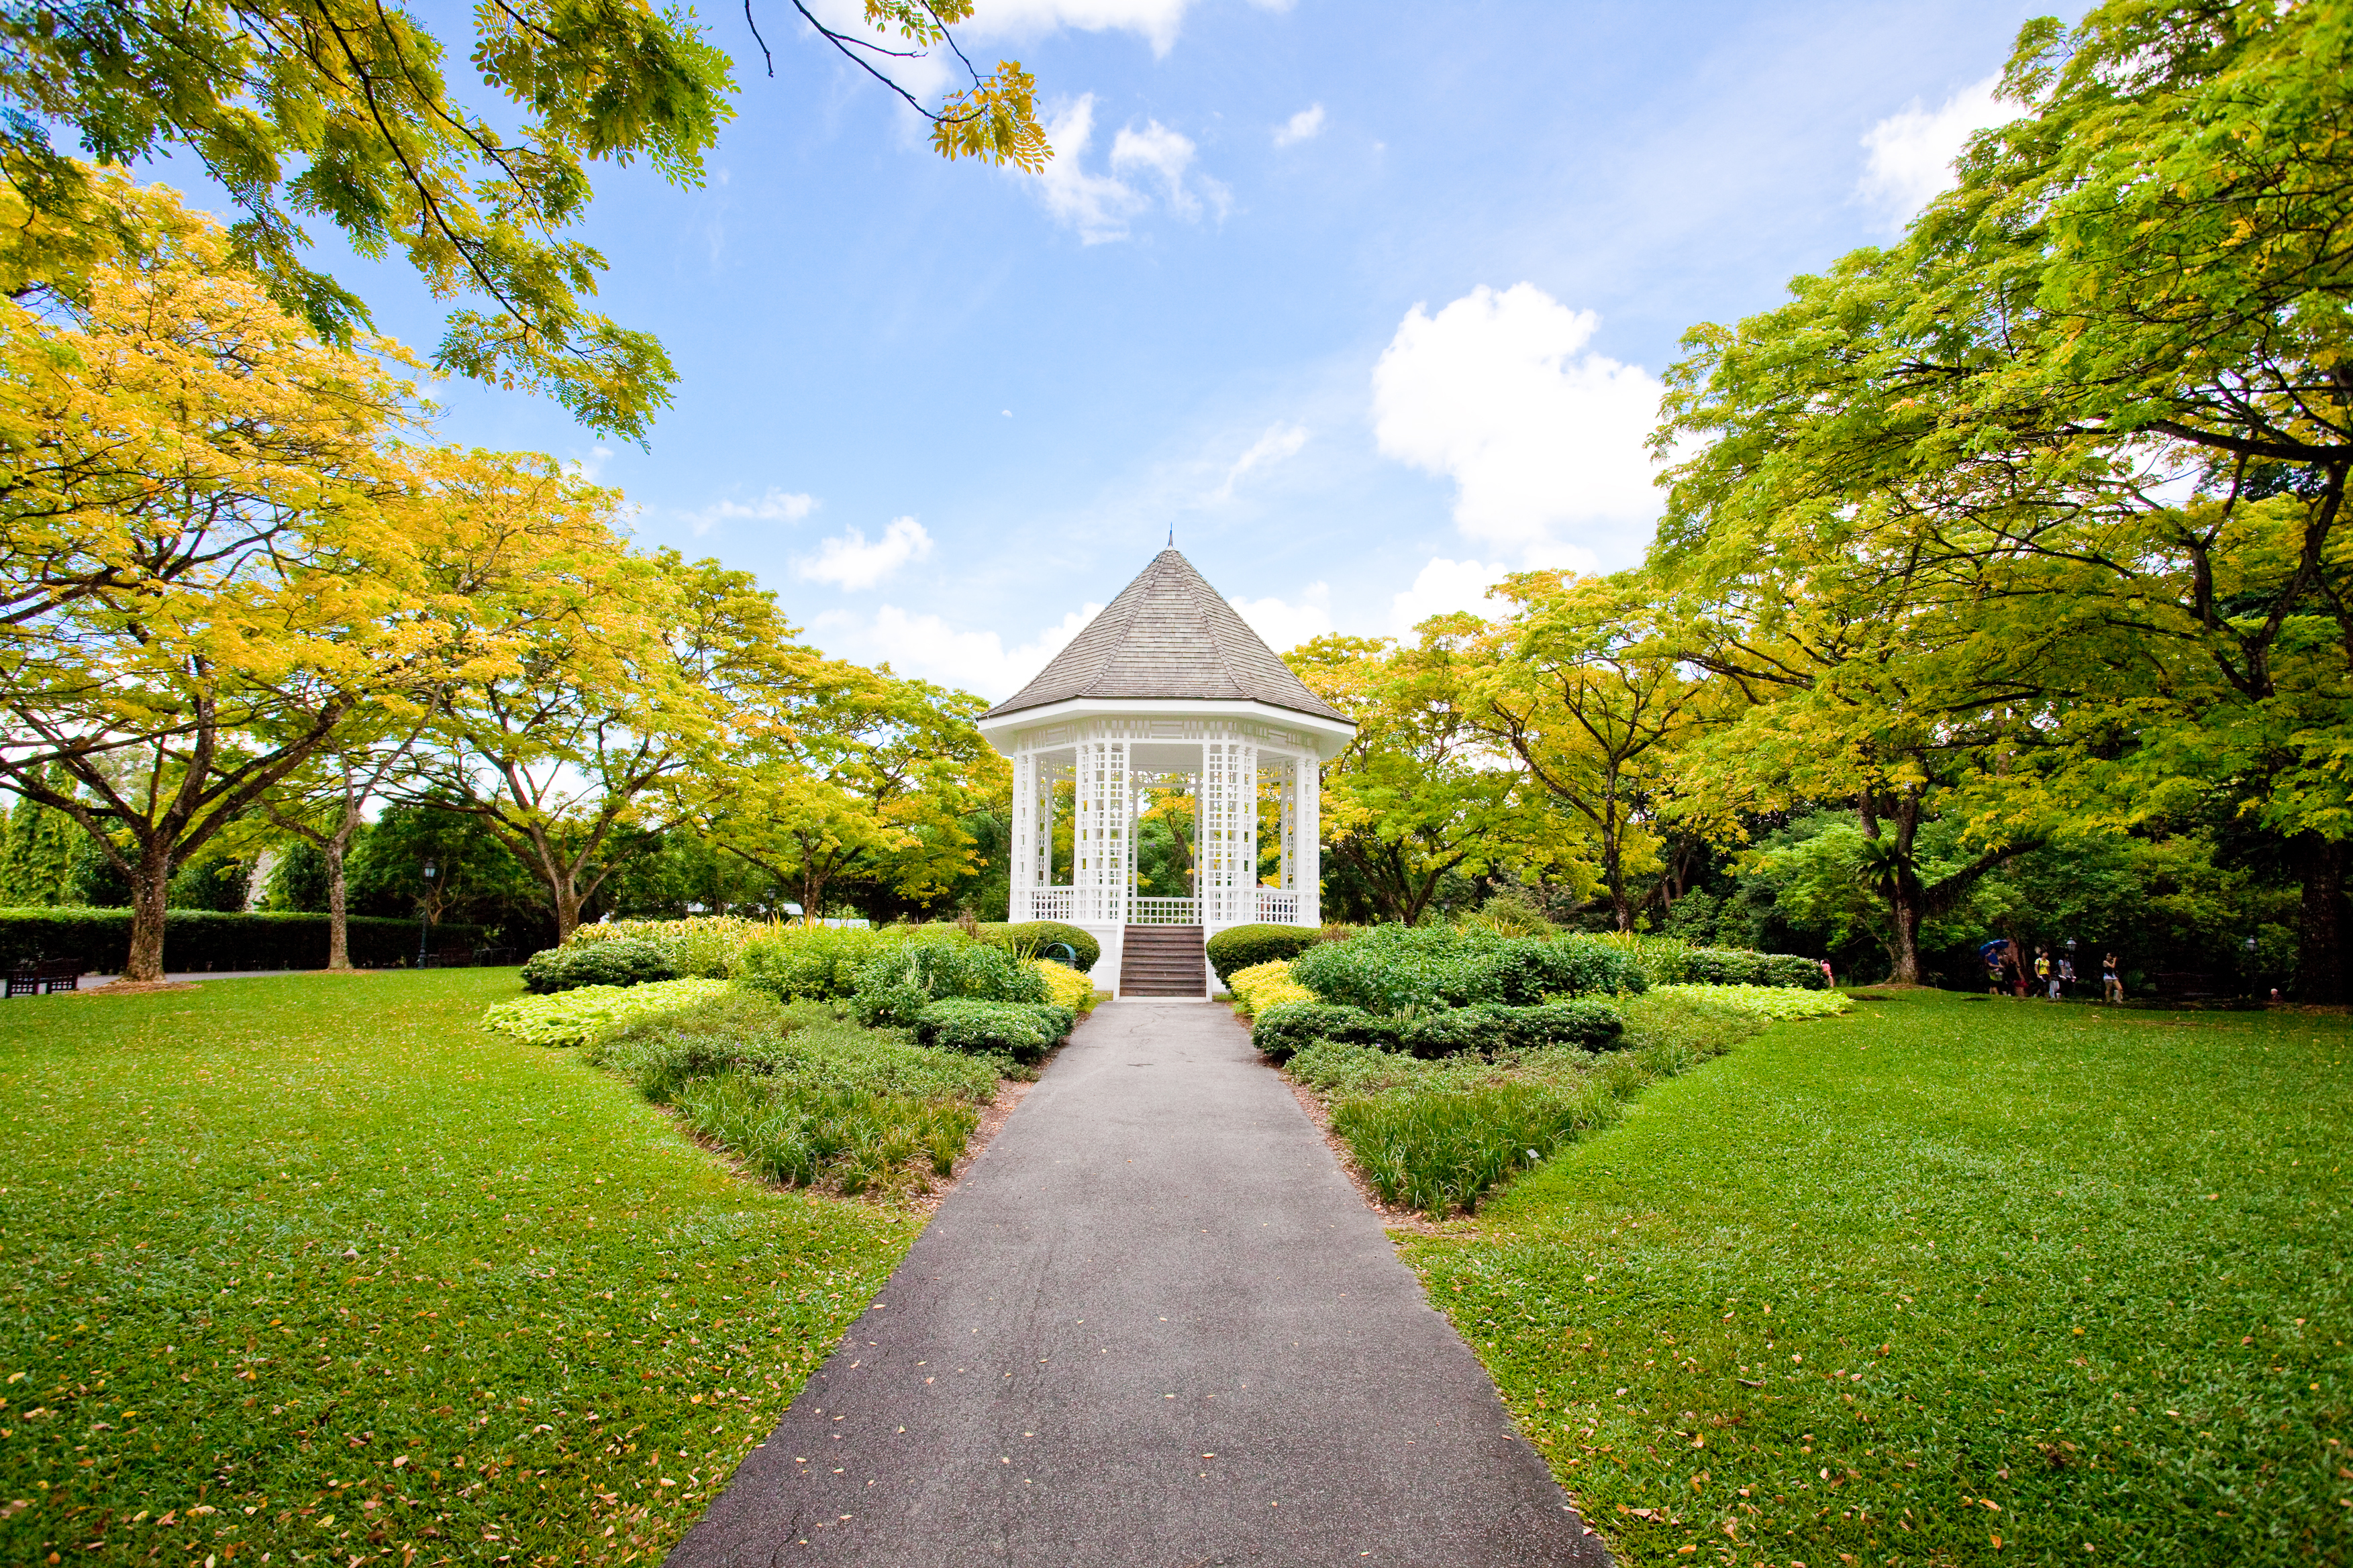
1118 925 1207 997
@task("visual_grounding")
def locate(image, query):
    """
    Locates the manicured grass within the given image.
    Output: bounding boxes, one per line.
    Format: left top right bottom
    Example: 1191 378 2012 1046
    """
0 970 917 1567
1401 991 2352 1566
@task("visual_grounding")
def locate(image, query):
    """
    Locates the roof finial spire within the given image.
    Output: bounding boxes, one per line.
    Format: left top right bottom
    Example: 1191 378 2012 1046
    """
1166 526 1173 549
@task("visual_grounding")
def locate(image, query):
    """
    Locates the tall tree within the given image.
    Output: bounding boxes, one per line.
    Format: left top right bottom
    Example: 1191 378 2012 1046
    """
0 766 81 906
1656 0 2353 991
704 671 1001 922
253 721 430 969
1289 632 1562 927
426 531 822 940
1465 573 1723 931
0 4 1047 438
0 187 439 980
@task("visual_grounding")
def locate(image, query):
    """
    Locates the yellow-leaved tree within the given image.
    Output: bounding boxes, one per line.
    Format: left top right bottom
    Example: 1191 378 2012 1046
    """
0 177 452 981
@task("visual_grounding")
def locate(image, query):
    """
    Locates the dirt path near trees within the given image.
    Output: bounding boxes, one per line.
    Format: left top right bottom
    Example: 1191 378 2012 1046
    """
671 999 1605 1567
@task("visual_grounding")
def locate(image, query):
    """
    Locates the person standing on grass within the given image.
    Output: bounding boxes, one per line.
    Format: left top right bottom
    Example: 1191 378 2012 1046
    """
2103 952 2124 1004
2036 947 2054 998
2058 953 2077 997
1982 939 2008 994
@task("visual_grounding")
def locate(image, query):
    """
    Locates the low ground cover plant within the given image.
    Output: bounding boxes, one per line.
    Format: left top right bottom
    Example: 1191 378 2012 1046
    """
1652 981 1851 1021
913 998 1074 1059
1033 958 1095 1010
589 990 1006 1195
519 936 676 992
1293 990 1766 1216
482 976 731 1046
731 923 937 1001
1287 925 1647 1013
849 939 1048 1028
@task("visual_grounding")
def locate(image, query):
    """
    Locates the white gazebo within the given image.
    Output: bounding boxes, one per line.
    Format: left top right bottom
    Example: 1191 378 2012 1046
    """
977 548 1355 996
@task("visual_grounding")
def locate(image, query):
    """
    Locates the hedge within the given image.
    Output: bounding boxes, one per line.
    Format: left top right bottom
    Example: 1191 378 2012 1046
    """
1250 1002 1400 1062
519 939 675 994
913 999 1074 1059
1287 927 1646 1012
1205 923 1324 984
1395 1000 1625 1057
0 907 487 974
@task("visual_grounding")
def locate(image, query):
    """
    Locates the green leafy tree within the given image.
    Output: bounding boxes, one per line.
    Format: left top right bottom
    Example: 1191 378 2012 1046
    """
0 1 1048 439
1289 632 1566 927
0 767 80 906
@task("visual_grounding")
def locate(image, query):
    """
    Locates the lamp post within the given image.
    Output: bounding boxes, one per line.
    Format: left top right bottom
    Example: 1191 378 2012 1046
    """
417 859 438 969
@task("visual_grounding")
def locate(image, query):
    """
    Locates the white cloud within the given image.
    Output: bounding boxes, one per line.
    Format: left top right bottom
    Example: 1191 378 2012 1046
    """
1030 98 1226 242
1372 282 1664 563
1858 74 2008 225
1209 422 1309 503
1112 119 1203 218
1034 97 1152 243
1389 558 1505 636
566 447 614 482
796 517 934 590
838 603 1102 699
959 0 1289 55
674 487 817 537
1272 103 1325 147
1230 584 1331 651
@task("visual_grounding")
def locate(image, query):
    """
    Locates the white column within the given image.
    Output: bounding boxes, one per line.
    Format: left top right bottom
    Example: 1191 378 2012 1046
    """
1009 747 1036 921
1276 753 1299 899
1299 749 1321 927
1199 734 1258 929
1074 731 1131 925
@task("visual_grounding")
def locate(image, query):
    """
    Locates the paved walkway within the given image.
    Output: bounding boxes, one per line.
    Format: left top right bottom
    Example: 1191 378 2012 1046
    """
673 1000 1605 1567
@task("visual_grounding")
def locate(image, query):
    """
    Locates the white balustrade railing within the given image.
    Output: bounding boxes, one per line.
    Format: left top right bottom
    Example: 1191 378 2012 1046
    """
1025 888 1074 923
1255 888 1303 925
1129 897 1199 926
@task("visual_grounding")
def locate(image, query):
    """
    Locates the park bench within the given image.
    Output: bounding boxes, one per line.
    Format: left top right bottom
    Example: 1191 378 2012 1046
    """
6 959 83 996
424 944 476 969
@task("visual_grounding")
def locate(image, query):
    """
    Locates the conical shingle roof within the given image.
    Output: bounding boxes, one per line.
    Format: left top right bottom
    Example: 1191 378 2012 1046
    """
981 550 1346 723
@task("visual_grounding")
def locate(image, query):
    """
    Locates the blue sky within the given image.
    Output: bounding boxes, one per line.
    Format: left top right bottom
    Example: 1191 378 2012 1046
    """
158 0 2043 698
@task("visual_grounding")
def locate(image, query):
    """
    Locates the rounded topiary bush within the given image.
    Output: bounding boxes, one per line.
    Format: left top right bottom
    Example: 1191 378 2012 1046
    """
519 937 676 994
1250 1002 1399 1062
1205 923 1323 984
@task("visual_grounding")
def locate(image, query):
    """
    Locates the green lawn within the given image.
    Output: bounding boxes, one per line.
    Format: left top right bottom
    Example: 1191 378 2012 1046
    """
1403 990 2352 1567
0 970 915 1567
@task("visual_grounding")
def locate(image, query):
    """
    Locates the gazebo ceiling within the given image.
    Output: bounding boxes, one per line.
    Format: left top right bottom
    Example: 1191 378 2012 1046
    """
979 548 1346 725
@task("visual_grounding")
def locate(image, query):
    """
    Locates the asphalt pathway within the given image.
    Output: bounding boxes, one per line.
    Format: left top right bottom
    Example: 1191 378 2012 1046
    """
671 998 1607 1568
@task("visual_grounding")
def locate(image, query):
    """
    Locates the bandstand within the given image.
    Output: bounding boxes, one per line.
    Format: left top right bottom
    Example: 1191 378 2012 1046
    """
976 549 1355 997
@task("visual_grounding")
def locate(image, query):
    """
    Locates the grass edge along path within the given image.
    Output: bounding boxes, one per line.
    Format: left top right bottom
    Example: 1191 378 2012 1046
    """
1400 990 2352 1567
0 970 921 1567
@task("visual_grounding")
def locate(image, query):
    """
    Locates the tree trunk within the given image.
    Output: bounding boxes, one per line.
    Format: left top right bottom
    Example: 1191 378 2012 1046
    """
1886 897 1923 986
324 832 353 971
123 841 172 983
552 881 584 943
2296 834 2349 1004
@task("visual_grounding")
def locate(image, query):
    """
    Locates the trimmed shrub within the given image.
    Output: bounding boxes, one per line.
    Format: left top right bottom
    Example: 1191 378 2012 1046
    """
1288 926 1645 1012
913 999 1074 1059
0 906 487 974
1596 933 1830 990
1034 959 1095 1010
519 938 675 994
1500 998 1627 1049
849 940 1049 1029
1228 958 1316 1014
1470 938 1646 1004
732 925 938 1002
1205 923 1323 984
1250 1001 1400 1062
479 978 731 1048
1393 998 1626 1057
